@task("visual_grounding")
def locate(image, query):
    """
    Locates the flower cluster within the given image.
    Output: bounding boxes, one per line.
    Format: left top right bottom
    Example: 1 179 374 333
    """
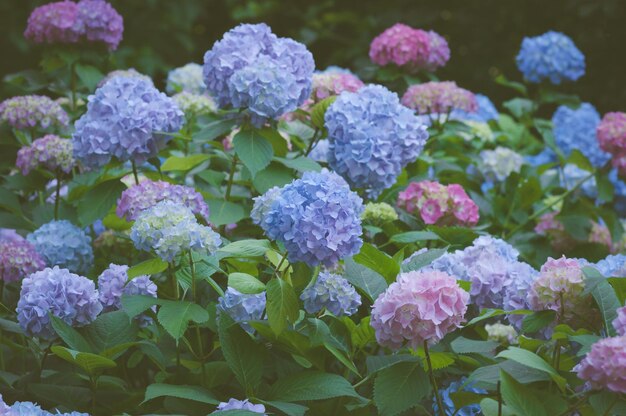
300 272 361 316
397 181 479 226
0 239 45 283
516 31 585 84
485 323 518 344
325 85 428 196
452 94 499 122
361 202 398 227
17 266 102 339
203 23 314 125
310 67 364 101
130 200 221 262
117 179 210 222
98 68 153 88
24 0 123 51
401 81 477 116
217 288 266 332
27 220 93 274
575 335 626 394
613 305 626 336
371 270 469 350
0 95 69 130
0 395 88 416
369 24 449 71
212 399 266 414
479 146 524 182
552 103 608 167
597 112 626 176
16 134 75 175
73 76 184 169
433 378 486 416
0 229 26 243
594 254 626 277
535 211 613 252
166 63 206 94
173 92 217 118
252 170 363 267
307 139 330 163
560 164 598 198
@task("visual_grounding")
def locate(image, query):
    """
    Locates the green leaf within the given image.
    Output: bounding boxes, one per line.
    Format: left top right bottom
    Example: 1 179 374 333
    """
343 257 387 302
466 308 531 326
366 354 419 375
497 347 565 391
499 370 547 416
373 362 431 416
228 272 266 294
390 231 440 244
208 200 247 226
269 371 361 402
233 128 273 178
193 118 237 142
252 163 293 194
401 247 447 272
75 64 103 91
128 257 168 278
77 180 126 227
50 316 93 353
274 156 322 172
450 337 498 356
310 96 336 129
261 401 308 416
161 154 210 172
0 187 21 214
143 383 219 405
218 239 271 258
80 311 138 354
503 98 535 118
608 277 626 304
266 278 300 335
157 300 209 341
259 127 289 157
469 361 550 389
354 243 400 283
584 266 620 336
521 310 557 334
51 346 116 376
495 74 528 96
480 398 516 416
121 294 160 319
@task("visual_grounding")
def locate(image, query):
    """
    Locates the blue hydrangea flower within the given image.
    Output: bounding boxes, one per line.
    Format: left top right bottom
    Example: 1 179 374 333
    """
308 139 330 163
525 148 557 167
451 94 498 122
501 261 539 329
0 394 88 415
17 266 102 339
324 85 428 197
300 272 361 316
594 254 626 277
166 63 206 94
213 398 266 414
560 164 597 198
552 103 609 167
217 287 266 332
203 23 314 125
252 169 363 268
73 76 184 169
516 31 585 84
433 378 486 416
27 220 93 274
98 263 157 327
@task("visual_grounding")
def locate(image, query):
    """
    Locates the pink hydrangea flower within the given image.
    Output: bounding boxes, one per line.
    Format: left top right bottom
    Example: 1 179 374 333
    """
401 81 478 115
371 270 469 350
613 305 626 336
397 181 479 226
369 23 431 69
597 112 626 175
311 71 364 101
575 335 626 394
536 211 614 253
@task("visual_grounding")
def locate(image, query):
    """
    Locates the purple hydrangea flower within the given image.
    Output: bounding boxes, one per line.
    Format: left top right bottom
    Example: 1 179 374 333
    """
300 272 361 316
74 0 123 51
166 63 206 95
252 169 363 268
0 95 69 130
72 76 184 169
325 85 428 196
516 31 585 84
0 239 45 283
213 398 266 414
218 288 266 332
17 266 102 339
613 305 626 336
16 134 75 175
0 229 26 243
27 220 93 274
203 23 314 125
116 180 209 222
434 378 486 416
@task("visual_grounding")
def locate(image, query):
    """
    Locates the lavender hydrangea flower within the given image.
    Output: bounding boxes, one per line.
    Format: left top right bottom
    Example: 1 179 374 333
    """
325 85 428 196
252 169 363 268
300 272 361 316
213 398 266 414
0 229 26 243
501 261 538 329
27 220 93 274
575 335 626 394
613 305 626 336
452 94 498 122
116 180 210 222
516 31 585 84
0 239 45 283
594 254 626 277
72 76 184 169
98 68 153 88
552 103 609 167
0 95 69 130
433 378 486 416
16 135 75 175
74 0 123 50
0 394 88 415
98 264 157 327
217 288 266 332
166 63 206 94
307 139 330 163
17 266 102 339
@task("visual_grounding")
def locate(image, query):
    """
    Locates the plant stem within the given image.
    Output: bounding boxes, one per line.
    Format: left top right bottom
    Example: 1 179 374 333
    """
424 341 445 416
224 155 238 201
131 160 140 185
37 344 51 380
169 263 179 300
304 128 320 156
275 252 288 278
497 380 502 416
54 170 61 220
89 376 98 414
70 62 77 112
195 325 206 385
188 251 196 302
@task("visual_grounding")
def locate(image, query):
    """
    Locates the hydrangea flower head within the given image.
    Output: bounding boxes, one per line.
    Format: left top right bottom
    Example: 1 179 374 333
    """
311 68 364 101
0 229 26 243
402 81 478 116
72 76 183 169
595 254 626 277
397 181 479 226
307 139 329 163
98 68 153 88
117 180 209 221
452 94 498 122
362 202 398 227
561 164 598 198
166 63 206 94
300 272 361 316
485 323 518 344
575 335 626 394
613 306 626 336
27 220 93 274
0 240 45 283
433 378 486 416
369 24 431 70
479 147 524 182
325 85 428 196
371 270 469 350
423 30 450 71
213 398 266 414
218 288 266 332
252 169 363 267
516 31 585 84
597 112 626 175
173 92 217 118
203 23 314 125
17 266 102 339
16 134 75 175
552 103 608 167
0 95 69 130
74 0 123 50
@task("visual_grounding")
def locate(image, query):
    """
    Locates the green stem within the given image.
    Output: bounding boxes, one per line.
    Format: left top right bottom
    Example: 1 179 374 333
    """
0 280 4 305
90 376 98 414
37 345 51 381
131 160 140 185
70 62 77 112
497 380 502 416
195 325 206 385
54 171 61 220
424 341 445 416
188 251 196 302
224 155 238 201
169 263 179 300
275 252 289 278
304 128 320 156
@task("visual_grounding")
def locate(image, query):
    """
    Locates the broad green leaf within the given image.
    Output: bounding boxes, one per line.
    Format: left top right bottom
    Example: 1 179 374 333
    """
259 127 289 157
218 239 272 258
497 347 565 390
101 211 132 231
0 187 21 213
401 248 447 272
569 334 601 356
161 154 209 172
27 384 91 409
495 74 528 96
228 272 266 294
50 316 93 353
466 308 531 326
121 294 161 319
310 96 336 129
128 257 168 278
261 401 308 416
480 398 516 416
390 231 440 244
343 257 387 302
143 383 218 405
157 300 209 341
366 354 419 375
521 310 556 334
208 200 247 226
274 156 322 172
233 128 273 178
584 266 620 336
499 370 547 416
469 360 550 389
269 371 361 402
450 337 498 356
266 278 300 335
75 64 103 91
451 391 487 414
252 163 293 194
80 311 138 354
77 179 126 227
373 362 431 416
354 243 400 283
608 277 626 304
51 346 116 376
193 118 237 142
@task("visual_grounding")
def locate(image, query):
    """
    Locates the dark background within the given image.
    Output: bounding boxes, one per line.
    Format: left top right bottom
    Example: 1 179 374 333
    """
1 0 625 111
